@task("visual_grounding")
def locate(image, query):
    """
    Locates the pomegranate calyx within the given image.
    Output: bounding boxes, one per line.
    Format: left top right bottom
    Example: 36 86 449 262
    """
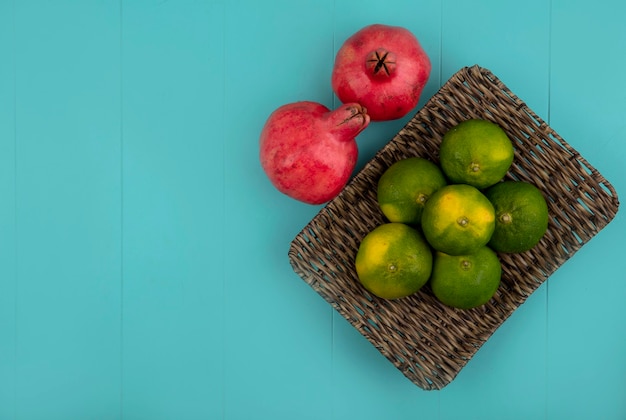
327 103 370 140
338 105 369 127
366 48 397 77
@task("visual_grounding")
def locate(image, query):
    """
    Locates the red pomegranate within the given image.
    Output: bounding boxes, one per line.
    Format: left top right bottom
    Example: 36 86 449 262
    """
331 24 431 121
259 101 370 205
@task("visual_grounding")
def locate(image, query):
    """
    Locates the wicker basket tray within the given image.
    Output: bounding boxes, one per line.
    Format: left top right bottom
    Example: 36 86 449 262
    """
288 65 620 390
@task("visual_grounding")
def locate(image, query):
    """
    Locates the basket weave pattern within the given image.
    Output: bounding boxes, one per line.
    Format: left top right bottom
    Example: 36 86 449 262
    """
288 66 619 390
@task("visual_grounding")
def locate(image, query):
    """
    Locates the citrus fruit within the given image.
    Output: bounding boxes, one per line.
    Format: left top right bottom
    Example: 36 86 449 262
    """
377 157 447 225
429 246 502 309
439 119 514 189
355 223 433 299
421 184 495 255
484 180 549 253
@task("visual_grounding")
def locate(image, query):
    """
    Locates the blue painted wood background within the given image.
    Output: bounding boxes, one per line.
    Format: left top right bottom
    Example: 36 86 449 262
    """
1 0 624 418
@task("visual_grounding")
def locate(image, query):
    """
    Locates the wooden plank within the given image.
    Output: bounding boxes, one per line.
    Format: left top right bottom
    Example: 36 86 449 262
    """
438 0 550 414
121 1 224 417
0 1 17 417
330 0 444 417
548 1 626 418
221 1 336 418
12 1 122 418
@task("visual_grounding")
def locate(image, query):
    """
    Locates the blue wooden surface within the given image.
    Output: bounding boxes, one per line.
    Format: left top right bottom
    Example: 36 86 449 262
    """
1 0 625 418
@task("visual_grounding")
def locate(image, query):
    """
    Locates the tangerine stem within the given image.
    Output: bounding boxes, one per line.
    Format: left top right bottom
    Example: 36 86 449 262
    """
499 213 513 224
